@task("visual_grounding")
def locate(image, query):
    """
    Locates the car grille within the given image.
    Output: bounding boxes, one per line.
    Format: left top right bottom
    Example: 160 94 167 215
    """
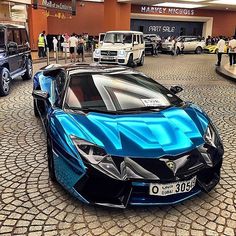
101 51 117 56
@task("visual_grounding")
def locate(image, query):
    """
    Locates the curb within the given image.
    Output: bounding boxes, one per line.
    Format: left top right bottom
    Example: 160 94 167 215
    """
215 65 236 82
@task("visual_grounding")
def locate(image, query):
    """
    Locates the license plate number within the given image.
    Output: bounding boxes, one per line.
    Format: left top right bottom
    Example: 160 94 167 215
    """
149 176 197 196
102 56 114 60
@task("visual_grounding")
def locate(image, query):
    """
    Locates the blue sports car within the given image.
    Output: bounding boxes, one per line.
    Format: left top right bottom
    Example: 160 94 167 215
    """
33 64 224 208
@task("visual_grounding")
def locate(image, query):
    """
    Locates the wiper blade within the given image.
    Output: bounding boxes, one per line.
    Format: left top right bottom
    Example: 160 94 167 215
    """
66 107 118 114
118 105 173 112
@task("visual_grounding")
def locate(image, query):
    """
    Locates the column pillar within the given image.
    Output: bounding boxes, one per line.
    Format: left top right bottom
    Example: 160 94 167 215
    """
103 0 131 32
27 1 48 50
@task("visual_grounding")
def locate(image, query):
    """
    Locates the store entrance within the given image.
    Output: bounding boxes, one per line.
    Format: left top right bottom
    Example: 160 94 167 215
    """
131 19 203 38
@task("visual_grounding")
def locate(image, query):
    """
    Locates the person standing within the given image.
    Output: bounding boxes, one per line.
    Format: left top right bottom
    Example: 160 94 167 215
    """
77 35 85 62
38 31 45 58
68 33 78 63
215 35 225 66
52 37 58 52
228 35 236 66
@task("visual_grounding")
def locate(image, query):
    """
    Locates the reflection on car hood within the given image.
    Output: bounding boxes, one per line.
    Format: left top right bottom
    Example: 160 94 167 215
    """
62 105 209 158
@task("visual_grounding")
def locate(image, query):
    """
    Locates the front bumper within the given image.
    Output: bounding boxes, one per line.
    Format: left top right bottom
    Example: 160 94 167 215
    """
72 159 221 208
93 56 127 65
54 143 223 208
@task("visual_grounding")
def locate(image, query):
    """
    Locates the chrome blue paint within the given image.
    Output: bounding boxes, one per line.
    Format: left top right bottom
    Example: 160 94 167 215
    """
67 106 209 157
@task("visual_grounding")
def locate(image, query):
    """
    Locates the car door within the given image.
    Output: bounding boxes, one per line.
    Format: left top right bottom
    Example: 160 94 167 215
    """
19 29 30 69
132 34 139 60
6 28 18 73
13 29 24 72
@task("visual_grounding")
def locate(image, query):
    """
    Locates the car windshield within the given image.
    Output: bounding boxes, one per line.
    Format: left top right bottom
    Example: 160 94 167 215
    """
64 72 182 113
103 33 132 44
0 30 5 48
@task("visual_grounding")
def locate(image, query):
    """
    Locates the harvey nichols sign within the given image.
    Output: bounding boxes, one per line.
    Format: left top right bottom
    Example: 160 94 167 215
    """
140 6 195 16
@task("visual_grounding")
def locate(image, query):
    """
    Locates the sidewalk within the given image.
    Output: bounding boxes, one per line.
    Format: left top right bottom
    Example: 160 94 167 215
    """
31 50 93 64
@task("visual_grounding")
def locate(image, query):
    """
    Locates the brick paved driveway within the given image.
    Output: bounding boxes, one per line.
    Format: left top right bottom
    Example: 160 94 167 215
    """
0 54 235 236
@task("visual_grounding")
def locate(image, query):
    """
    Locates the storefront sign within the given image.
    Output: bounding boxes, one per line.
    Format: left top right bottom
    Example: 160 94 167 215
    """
42 0 72 11
148 25 176 33
140 6 194 16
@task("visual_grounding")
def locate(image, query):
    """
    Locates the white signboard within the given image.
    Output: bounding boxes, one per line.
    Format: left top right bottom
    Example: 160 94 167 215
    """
140 6 195 16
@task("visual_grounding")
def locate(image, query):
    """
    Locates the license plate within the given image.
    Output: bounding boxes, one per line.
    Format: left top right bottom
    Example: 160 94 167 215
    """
102 56 114 60
149 176 197 196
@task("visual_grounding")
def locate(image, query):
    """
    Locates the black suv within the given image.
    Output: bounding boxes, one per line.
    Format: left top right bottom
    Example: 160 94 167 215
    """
0 24 32 96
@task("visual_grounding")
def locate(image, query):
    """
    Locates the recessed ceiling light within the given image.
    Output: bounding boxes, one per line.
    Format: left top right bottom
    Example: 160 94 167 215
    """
153 2 206 8
209 0 236 5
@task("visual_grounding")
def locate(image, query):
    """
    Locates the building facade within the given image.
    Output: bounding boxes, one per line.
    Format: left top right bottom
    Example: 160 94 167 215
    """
1 0 234 50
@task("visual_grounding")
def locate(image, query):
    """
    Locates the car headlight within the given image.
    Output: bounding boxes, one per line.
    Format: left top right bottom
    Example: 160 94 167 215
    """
71 136 107 164
94 49 101 56
204 124 218 148
117 49 127 57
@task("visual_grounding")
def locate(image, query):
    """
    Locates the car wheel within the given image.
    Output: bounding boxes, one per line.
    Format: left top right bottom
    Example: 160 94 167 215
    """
0 67 11 97
127 54 134 67
137 53 144 66
47 136 57 182
33 100 40 117
195 46 202 54
22 58 33 80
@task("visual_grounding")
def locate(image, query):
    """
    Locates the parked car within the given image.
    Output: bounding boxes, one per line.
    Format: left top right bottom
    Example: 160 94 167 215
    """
32 63 224 208
204 44 228 54
93 31 145 67
0 24 32 96
161 36 205 54
144 34 161 55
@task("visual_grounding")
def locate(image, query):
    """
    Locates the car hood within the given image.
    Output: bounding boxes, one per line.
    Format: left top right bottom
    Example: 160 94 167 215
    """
60 105 209 158
100 43 132 51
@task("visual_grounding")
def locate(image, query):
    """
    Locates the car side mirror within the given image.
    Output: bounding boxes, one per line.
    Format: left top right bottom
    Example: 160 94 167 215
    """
32 90 49 100
170 86 183 94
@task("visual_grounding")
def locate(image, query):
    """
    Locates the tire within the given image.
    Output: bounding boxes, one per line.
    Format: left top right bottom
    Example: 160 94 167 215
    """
127 54 134 67
33 100 40 117
22 58 33 80
0 67 11 96
47 136 57 182
137 53 144 66
195 46 202 54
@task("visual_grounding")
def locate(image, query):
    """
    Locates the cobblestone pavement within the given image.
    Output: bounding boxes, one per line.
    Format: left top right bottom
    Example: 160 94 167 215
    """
0 54 235 236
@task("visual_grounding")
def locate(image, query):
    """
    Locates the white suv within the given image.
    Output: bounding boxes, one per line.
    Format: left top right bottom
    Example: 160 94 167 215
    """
93 31 145 66
161 36 205 54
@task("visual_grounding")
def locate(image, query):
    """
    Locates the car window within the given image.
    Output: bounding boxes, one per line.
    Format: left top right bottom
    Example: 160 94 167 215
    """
0 29 4 47
20 29 28 45
123 34 132 44
64 73 182 112
133 34 137 43
140 35 144 44
13 29 21 45
65 74 106 110
104 33 132 44
7 29 14 42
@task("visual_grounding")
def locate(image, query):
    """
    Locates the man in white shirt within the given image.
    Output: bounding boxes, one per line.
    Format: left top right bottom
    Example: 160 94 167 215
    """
228 35 236 66
68 33 78 63
216 35 225 66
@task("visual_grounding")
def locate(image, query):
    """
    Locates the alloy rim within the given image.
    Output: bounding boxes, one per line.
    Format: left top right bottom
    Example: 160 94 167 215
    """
28 60 33 77
2 70 10 93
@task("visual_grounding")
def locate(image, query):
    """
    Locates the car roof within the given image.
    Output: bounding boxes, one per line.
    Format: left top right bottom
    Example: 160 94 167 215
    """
106 30 143 34
41 63 134 77
0 24 25 29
